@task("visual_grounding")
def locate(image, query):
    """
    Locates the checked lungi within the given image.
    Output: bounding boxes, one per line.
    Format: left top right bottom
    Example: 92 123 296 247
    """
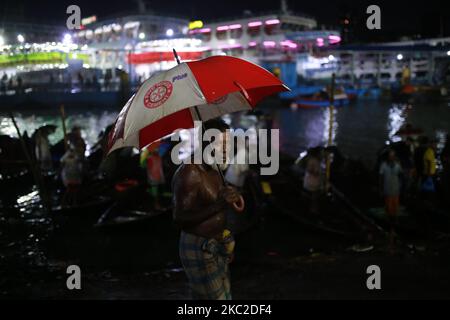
179 231 233 300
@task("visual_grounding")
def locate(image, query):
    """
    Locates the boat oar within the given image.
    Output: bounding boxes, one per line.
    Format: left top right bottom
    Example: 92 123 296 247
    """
325 73 335 191
60 104 68 151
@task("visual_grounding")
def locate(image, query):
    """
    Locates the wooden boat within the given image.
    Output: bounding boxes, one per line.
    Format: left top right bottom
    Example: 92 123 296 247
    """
292 91 349 109
265 153 385 239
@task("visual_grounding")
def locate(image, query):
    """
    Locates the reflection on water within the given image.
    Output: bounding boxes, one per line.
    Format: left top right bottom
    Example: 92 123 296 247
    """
322 107 338 146
1 111 118 155
387 104 407 142
1 99 449 167
268 100 450 167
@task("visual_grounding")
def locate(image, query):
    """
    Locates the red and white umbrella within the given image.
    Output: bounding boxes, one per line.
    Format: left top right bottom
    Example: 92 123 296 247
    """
107 55 289 154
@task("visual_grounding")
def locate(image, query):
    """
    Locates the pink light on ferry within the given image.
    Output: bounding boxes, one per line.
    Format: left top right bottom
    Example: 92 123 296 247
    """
229 24 242 29
248 21 263 27
189 28 211 34
263 41 276 47
265 19 280 25
328 35 341 44
280 40 297 49
217 26 229 31
248 41 257 47
316 37 324 47
220 44 243 50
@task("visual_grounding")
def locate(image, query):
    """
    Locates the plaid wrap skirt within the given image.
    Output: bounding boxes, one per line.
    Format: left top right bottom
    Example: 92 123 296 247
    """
179 231 233 300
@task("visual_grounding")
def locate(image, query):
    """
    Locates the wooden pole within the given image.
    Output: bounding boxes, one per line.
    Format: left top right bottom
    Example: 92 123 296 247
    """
325 73 335 189
9 113 52 213
60 104 68 150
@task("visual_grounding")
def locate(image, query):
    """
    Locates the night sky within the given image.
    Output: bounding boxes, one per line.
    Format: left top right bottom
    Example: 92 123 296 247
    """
1 0 449 42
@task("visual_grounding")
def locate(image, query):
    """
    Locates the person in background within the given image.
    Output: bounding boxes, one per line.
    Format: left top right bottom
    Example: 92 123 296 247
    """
77 72 84 90
60 144 83 206
422 139 438 195
303 148 323 214
414 136 428 191
397 137 415 197
379 149 403 248
140 143 166 210
67 126 86 158
33 126 55 172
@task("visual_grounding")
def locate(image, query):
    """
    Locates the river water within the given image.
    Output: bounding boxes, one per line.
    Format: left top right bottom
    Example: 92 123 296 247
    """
1 99 449 168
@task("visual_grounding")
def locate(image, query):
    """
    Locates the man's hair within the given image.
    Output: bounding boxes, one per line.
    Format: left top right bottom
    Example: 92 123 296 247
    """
202 118 230 133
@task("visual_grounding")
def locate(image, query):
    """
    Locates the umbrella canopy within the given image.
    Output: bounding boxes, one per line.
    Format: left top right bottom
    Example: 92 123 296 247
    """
107 56 289 154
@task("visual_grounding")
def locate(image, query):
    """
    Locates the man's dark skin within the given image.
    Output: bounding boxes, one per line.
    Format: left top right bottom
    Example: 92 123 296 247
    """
172 132 241 239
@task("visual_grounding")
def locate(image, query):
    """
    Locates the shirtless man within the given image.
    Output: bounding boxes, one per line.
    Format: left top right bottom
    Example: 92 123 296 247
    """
172 119 242 300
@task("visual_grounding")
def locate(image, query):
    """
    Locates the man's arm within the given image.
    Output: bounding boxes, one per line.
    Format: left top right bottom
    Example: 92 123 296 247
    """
172 165 228 227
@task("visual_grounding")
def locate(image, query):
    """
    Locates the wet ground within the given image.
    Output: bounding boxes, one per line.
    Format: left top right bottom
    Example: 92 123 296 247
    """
2 195 450 300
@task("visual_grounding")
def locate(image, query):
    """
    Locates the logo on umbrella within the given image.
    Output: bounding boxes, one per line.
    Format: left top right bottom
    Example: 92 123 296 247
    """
143 81 173 109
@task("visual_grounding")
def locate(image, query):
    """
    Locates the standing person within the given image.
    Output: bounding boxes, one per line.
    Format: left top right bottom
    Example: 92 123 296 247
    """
67 126 86 158
414 136 428 191
172 119 242 300
60 145 83 206
379 149 403 247
33 126 55 172
303 148 323 214
77 72 84 90
140 143 165 210
422 139 438 194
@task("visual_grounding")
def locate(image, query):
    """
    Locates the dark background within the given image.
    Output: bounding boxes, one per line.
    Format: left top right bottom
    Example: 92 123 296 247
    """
0 0 449 42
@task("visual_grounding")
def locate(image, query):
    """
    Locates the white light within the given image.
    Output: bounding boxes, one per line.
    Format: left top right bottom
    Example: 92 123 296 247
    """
0 35 5 46
118 65 123 70
397 54 403 60
447 51 450 56
228 39 236 45
138 32 145 40
166 29 174 37
17 34 25 43
328 54 335 61
63 33 72 44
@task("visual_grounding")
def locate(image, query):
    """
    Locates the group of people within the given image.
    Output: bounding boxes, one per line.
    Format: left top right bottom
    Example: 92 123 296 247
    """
0 73 23 94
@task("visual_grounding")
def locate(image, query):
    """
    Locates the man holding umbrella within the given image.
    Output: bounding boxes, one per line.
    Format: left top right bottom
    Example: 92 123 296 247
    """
106 54 288 299
172 119 241 300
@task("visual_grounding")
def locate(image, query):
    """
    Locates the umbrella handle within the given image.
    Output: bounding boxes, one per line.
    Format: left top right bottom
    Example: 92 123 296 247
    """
232 195 245 213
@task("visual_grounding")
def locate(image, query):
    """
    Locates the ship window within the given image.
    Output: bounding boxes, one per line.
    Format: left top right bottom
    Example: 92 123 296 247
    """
247 26 261 37
216 29 228 40
200 32 211 42
264 23 280 35
230 27 243 39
